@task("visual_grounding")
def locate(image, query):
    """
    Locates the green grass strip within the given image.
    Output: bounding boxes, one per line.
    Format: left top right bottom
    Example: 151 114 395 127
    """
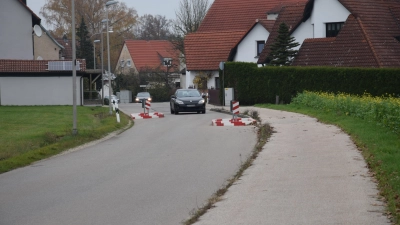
0 106 131 174
256 103 400 224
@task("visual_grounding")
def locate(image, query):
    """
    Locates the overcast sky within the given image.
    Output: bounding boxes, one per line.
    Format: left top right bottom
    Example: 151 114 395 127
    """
27 0 197 29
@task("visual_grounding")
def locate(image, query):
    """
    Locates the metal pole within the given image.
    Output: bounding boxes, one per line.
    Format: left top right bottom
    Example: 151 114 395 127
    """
222 67 225 107
72 0 78 135
101 32 104 106
106 9 112 115
93 43 96 69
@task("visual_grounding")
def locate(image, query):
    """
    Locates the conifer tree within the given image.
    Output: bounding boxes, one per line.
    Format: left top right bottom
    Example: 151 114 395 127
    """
76 18 94 69
267 22 300 66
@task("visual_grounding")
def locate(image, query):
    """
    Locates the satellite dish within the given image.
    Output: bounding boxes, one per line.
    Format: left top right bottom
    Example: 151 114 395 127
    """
37 56 43 60
33 25 42 37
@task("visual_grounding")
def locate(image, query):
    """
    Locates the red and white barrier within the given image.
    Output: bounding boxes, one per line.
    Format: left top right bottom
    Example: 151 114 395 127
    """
145 100 151 113
212 118 256 126
232 101 239 115
131 112 165 120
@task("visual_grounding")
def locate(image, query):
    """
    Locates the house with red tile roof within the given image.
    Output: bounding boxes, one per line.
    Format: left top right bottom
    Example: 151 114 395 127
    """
0 0 96 106
258 0 400 68
184 0 308 92
115 40 183 88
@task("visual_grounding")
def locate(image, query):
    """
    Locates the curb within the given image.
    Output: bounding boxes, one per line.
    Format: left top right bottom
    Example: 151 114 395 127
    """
212 118 257 126
131 112 165 119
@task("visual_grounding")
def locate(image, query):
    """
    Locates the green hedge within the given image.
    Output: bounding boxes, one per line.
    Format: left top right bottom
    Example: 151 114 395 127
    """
222 62 400 105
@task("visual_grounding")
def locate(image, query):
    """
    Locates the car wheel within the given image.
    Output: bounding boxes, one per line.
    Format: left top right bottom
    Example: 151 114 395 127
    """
170 107 174 114
202 109 206 114
174 109 179 115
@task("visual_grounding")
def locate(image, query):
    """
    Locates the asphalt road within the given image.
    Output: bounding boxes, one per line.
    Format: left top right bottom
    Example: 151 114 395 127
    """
0 102 257 225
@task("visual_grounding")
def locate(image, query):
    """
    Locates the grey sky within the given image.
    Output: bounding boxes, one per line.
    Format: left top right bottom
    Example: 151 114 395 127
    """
27 0 197 29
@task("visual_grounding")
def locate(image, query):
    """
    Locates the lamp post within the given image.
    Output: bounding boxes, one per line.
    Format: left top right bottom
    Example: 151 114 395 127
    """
93 25 113 106
105 0 118 115
93 40 100 69
72 0 78 135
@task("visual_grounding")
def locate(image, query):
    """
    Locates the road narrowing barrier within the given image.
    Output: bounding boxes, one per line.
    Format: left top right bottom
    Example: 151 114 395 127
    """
131 100 165 119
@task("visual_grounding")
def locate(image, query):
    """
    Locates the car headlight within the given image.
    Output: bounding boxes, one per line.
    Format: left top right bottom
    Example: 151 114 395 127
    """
176 100 184 104
135 98 139 101
148 98 152 101
198 99 205 104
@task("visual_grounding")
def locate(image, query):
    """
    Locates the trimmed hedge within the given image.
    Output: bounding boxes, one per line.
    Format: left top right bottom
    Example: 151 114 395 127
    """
221 62 400 105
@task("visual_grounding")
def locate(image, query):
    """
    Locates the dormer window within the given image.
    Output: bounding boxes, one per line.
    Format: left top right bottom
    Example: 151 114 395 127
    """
326 22 344 37
267 13 278 20
163 58 172 66
126 60 131 67
120 60 125 68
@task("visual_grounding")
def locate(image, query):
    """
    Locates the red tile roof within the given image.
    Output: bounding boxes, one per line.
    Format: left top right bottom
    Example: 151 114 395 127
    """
197 0 307 33
0 59 87 73
55 38 73 60
185 0 307 71
257 3 307 64
124 40 180 72
185 31 247 71
258 19 276 32
264 0 400 67
292 15 377 67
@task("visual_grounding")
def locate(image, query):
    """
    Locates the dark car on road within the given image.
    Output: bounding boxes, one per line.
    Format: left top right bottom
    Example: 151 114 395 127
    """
170 89 206 114
135 92 152 103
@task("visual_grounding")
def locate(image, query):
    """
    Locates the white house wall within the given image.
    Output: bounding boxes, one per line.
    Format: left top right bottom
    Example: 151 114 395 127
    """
0 77 82 105
115 44 136 74
234 24 270 63
291 18 314 50
185 70 219 89
0 0 34 60
311 0 351 38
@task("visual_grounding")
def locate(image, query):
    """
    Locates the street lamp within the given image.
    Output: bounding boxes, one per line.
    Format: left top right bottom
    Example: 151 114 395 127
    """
72 0 78 135
93 40 100 69
105 0 118 115
93 25 113 106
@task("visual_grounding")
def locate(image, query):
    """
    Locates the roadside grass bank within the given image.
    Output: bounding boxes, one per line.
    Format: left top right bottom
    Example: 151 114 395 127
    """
256 91 400 224
183 109 272 225
0 106 131 174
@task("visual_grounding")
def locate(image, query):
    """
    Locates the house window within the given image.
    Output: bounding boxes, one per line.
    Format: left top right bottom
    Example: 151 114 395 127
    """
163 58 172 66
120 60 125 68
215 77 220 89
126 60 131 67
326 22 344 37
257 41 265 57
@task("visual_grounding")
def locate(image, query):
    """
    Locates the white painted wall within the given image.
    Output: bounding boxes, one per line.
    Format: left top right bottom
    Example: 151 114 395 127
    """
185 70 219 89
291 18 314 50
311 0 350 38
0 77 82 105
0 0 34 60
234 23 270 63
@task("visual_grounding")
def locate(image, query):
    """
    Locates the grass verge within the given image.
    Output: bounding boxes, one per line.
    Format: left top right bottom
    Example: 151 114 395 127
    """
183 109 273 225
0 106 132 174
256 103 400 224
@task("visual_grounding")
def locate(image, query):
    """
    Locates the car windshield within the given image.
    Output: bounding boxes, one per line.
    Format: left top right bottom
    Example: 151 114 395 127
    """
176 90 201 97
137 92 150 97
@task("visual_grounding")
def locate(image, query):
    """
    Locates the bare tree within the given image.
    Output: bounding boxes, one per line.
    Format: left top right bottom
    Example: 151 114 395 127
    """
40 0 138 70
171 0 210 55
174 0 209 35
134 14 172 40
40 0 137 38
